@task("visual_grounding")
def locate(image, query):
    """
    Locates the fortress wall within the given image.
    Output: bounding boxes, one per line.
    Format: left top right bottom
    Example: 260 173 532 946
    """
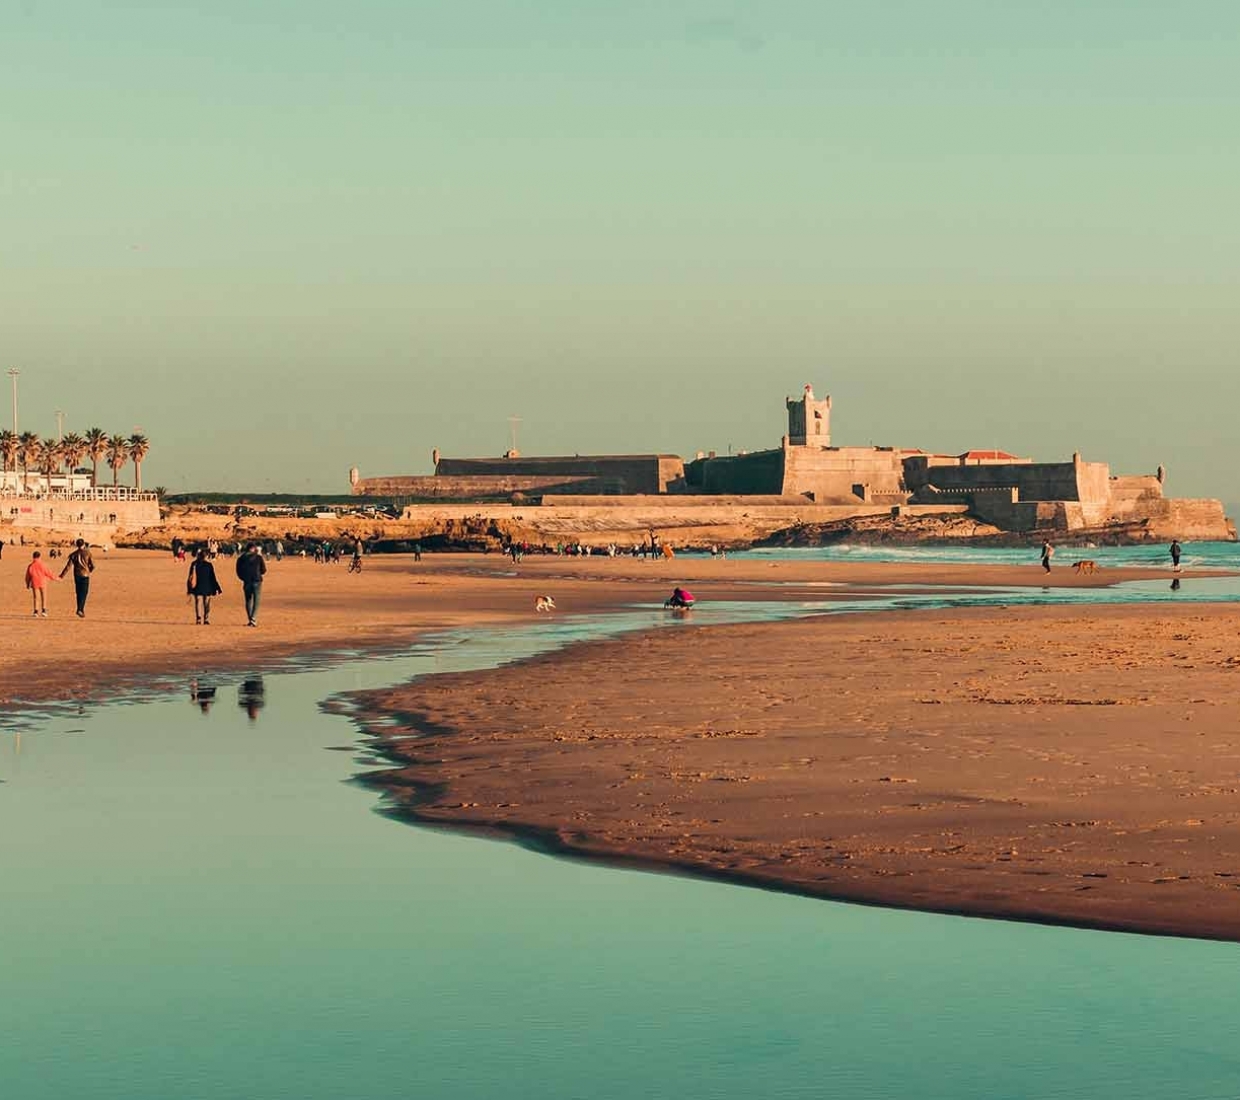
1108 476 1164 508
780 447 907 501
698 450 785 495
1125 499 1235 541
970 493 1233 540
436 456 683 494
1073 460 1112 506
353 475 597 499
920 455 1034 468
967 495 1061 532
659 457 688 492
544 494 812 507
909 459 1082 501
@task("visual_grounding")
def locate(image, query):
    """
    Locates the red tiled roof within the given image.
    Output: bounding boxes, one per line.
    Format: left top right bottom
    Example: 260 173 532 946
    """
959 450 1020 460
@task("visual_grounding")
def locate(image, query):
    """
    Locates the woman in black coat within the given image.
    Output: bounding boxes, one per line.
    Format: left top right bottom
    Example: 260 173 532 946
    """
187 547 223 625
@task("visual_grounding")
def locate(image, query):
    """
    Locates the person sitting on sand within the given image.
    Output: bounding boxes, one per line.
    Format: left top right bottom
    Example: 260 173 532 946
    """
25 550 59 617
665 587 695 609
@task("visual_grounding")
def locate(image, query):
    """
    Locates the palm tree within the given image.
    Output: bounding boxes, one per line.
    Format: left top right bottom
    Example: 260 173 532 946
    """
0 429 17 482
107 434 130 487
18 431 40 491
128 433 150 491
61 432 87 479
36 438 56 478
84 427 108 487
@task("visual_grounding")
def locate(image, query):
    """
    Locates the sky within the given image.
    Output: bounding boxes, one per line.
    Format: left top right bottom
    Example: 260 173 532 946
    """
3 1 1238 497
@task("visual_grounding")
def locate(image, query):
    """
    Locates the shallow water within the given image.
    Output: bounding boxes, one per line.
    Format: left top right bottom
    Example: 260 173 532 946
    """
3 596 1240 1099
740 539 1240 571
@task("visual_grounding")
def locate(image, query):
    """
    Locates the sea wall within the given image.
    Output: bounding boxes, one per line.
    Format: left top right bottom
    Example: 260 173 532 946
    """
967 492 1233 540
396 500 970 546
5 497 160 533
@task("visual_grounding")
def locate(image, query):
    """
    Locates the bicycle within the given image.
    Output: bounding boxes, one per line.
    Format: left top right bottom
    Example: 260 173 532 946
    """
348 556 363 574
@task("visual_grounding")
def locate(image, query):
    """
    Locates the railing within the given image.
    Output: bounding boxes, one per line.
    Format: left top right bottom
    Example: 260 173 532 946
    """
0 486 158 503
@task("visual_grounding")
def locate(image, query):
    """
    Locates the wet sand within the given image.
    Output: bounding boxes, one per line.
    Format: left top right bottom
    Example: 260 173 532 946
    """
356 599 1240 942
0 547 1164 705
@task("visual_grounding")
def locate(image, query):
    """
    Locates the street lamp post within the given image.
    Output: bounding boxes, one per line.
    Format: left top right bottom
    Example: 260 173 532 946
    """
7 368 18 434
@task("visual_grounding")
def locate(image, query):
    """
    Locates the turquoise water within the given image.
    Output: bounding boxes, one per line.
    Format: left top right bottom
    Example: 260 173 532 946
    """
3 597 1240 1099
741 539 1240 570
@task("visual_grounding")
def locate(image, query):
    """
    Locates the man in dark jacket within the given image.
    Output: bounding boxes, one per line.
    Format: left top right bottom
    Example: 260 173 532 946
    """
235 543 267 627
60 538 96 617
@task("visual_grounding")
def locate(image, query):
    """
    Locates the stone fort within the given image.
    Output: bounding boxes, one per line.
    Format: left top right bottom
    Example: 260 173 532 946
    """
351 385 1232 540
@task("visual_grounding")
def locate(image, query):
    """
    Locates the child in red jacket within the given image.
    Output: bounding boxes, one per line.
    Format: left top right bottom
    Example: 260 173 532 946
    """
25 551 59 617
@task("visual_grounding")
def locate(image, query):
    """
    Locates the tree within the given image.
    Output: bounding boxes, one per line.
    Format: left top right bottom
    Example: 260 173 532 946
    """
61 432 87 478
35 438 58 478
84 427 108 488
0 429 17 479
18 432 40 491
107 435 130 488
128 433 150 491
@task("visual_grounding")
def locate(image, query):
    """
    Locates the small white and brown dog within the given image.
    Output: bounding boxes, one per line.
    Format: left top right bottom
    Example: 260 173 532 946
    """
534 595 556 613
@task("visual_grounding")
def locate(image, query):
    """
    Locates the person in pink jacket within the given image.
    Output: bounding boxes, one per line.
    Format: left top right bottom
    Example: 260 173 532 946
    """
24 551 59 617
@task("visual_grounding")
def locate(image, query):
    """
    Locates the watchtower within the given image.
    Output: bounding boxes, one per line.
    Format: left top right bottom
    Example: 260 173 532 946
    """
786 384 831 447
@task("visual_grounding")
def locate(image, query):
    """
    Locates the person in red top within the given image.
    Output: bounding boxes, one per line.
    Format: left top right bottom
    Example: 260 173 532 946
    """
665 587 695 609
24 551 59 617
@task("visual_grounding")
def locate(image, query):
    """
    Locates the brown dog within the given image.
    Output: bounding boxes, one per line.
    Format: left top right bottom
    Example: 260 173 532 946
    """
1072 560 1098 575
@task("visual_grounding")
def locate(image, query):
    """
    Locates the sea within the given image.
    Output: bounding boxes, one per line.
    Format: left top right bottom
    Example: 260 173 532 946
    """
2 587 1239 1099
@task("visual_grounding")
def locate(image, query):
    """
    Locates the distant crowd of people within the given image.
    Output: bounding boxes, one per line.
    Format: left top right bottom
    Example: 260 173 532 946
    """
502 530 683 562
10 532 1194 625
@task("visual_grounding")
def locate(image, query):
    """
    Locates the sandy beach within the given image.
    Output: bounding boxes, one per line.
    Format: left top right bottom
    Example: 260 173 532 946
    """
0 547 1166 705
7 546 1240 942
349 580 1240 942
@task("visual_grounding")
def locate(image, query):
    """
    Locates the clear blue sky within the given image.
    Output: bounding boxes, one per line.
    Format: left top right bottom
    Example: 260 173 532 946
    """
4 2 1237 497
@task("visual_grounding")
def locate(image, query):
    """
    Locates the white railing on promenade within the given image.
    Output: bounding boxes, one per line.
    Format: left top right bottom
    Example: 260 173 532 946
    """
0 486 158 503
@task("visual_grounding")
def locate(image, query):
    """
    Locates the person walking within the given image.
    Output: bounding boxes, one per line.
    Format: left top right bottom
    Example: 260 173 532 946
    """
25 551 59 617
1170 540 1182 572
187 547 223 625
235 543 267 627
60 538 96 617
1040 539 1055 574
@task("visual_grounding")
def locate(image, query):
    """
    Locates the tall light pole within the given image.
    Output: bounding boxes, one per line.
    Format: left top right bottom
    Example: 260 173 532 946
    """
55 410 65 441
7 369 18 434
507 415 522 456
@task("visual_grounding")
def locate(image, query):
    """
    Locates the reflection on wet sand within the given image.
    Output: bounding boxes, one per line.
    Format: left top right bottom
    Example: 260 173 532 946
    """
187 677 266 721
238 678 266 722
189 680 217 714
